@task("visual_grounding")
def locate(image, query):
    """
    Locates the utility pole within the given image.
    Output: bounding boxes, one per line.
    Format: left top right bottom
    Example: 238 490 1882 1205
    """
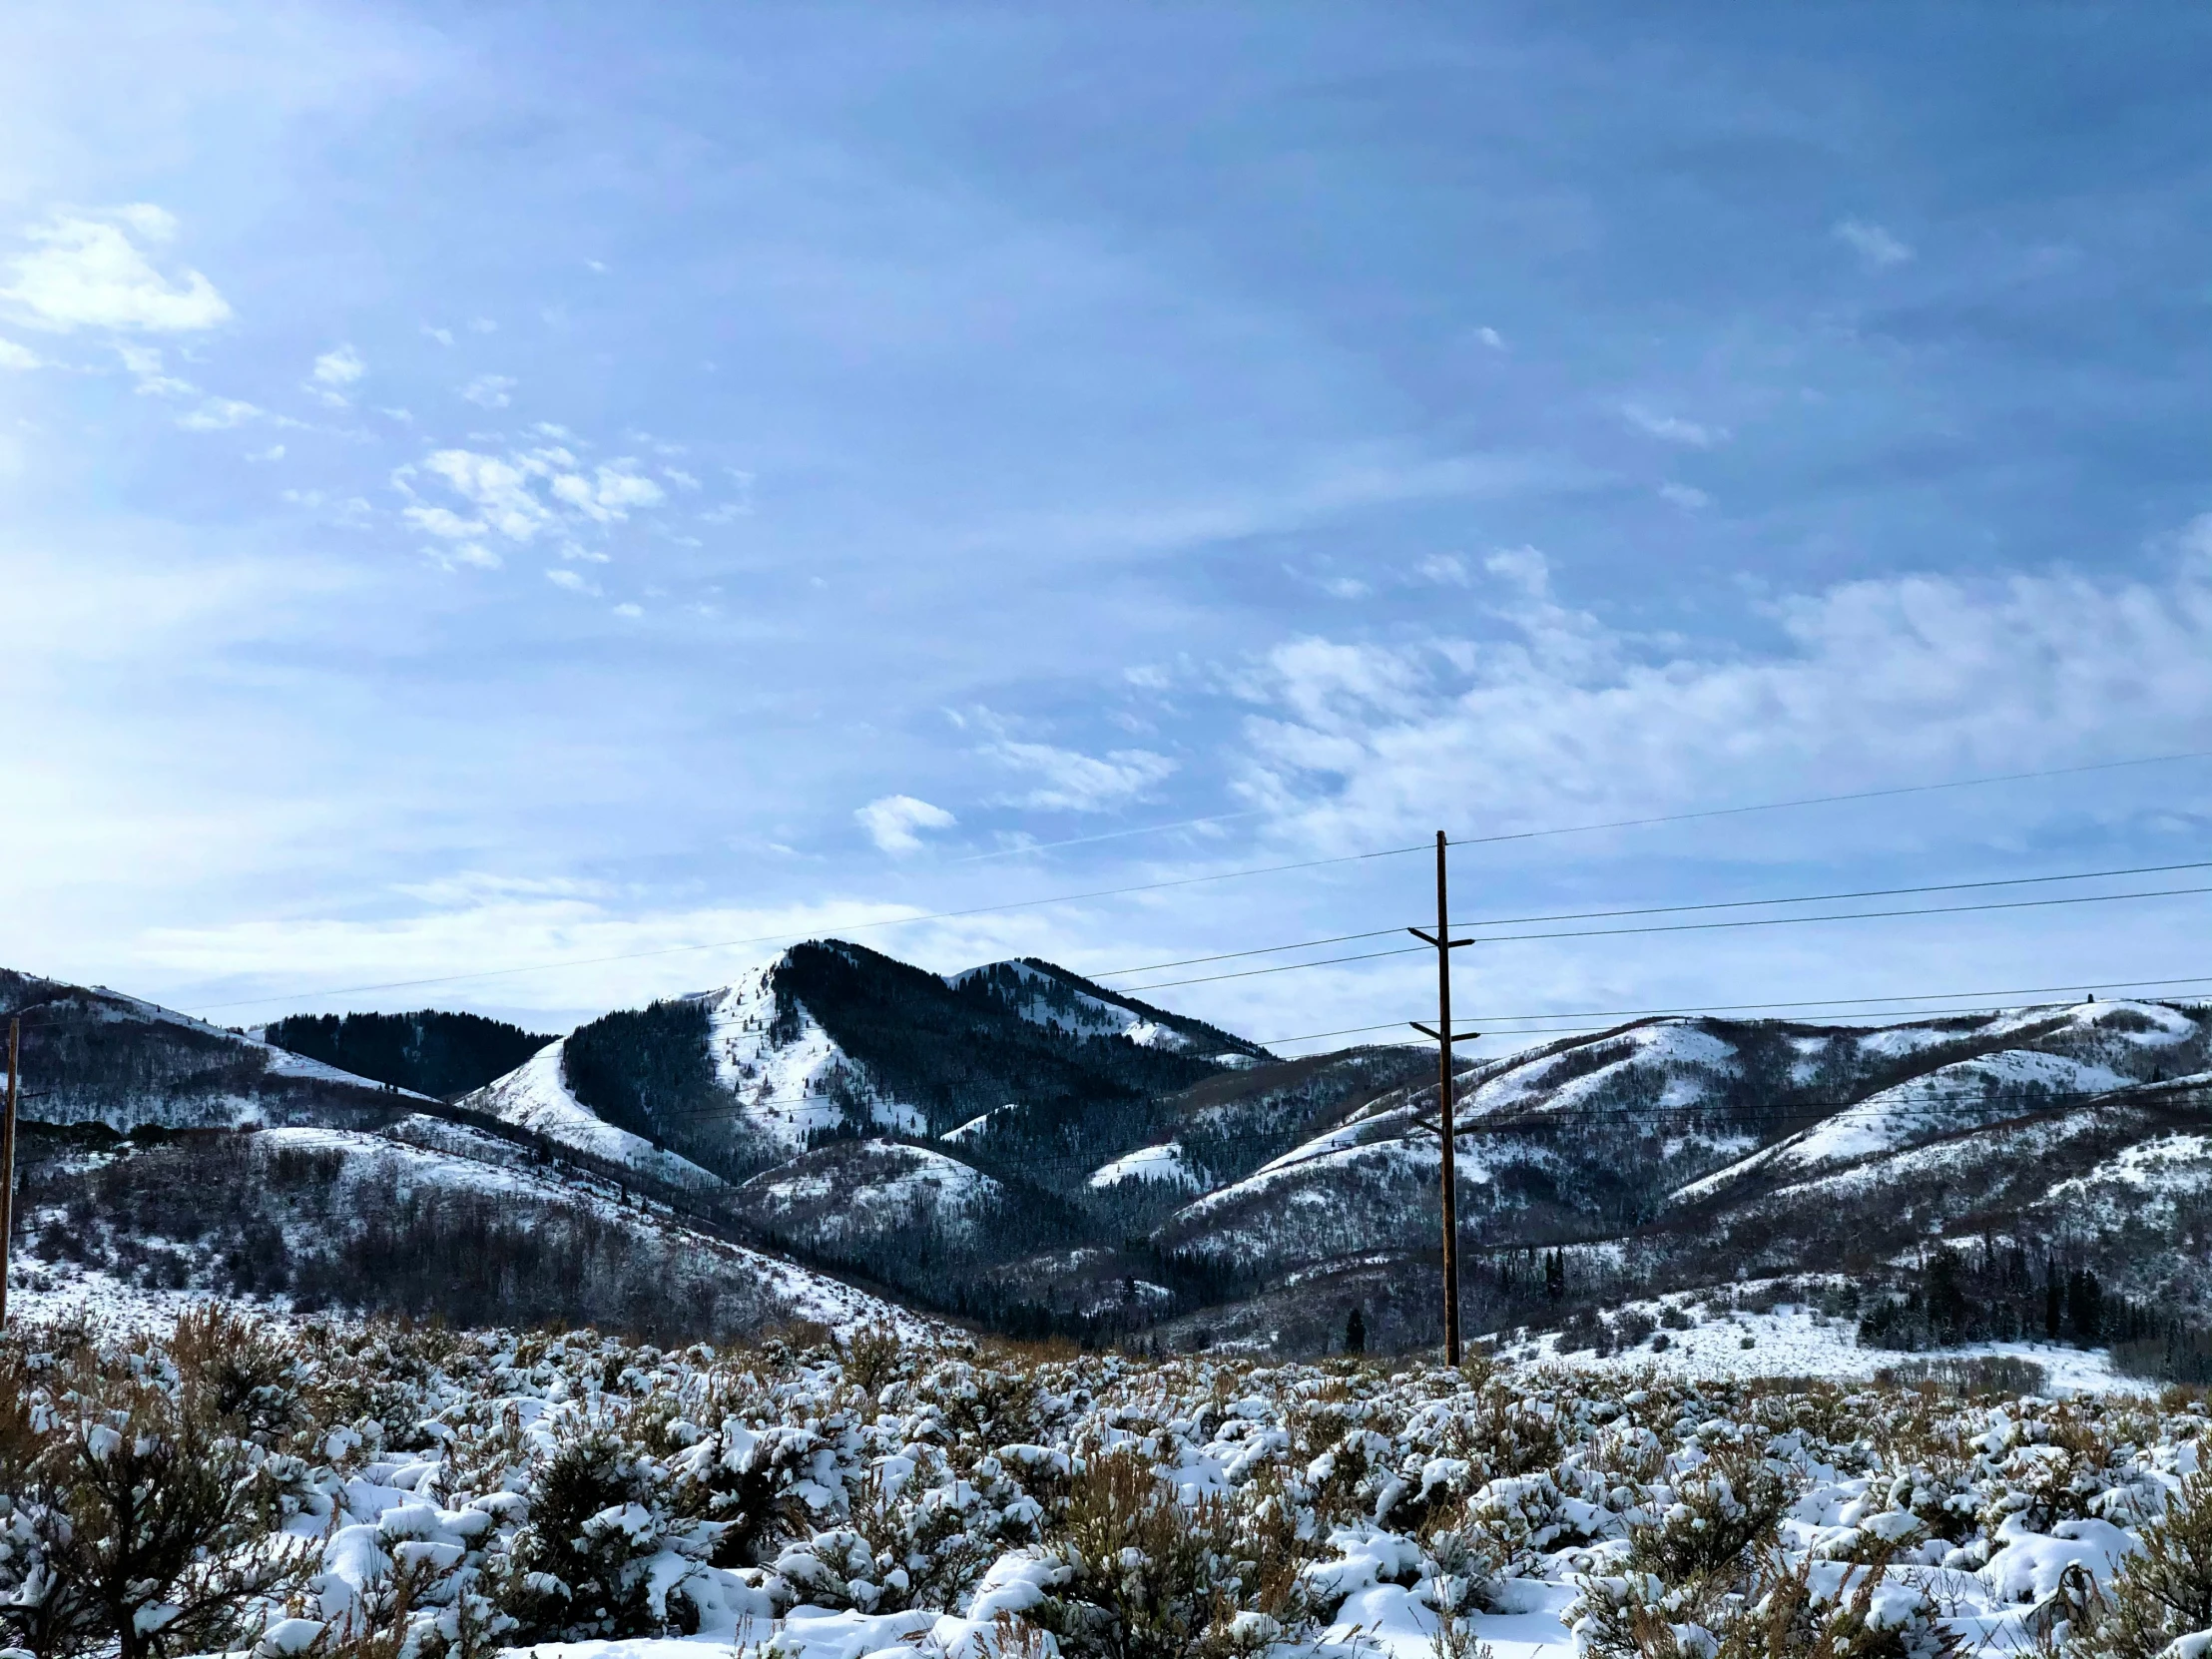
1 1017 16 1333
1408 830 1477 1365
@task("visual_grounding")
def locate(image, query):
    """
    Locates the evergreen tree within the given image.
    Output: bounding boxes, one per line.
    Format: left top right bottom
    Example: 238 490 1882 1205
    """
1345 1305 1367 1355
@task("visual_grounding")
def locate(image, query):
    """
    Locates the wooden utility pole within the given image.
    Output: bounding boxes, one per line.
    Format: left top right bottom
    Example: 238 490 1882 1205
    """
1408 830 1477 1366
1 1017 17 1332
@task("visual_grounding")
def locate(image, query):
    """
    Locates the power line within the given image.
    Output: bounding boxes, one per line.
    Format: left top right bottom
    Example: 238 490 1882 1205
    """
1088 857 2212 982
160 745 2212 1014
1115 881 2212 994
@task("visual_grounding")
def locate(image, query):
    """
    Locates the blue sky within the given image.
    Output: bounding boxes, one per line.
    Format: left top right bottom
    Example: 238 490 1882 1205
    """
4 1 2212 1050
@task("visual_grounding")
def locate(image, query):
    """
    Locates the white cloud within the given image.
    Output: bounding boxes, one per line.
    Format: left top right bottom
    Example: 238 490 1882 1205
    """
0 336 42 368
176 396 261 430
401 442 677 550
419 448 551 540
613 601 642 618
422 324 454 346
1321 576 1370 599
1834 218 1914 270
551 461 664 521
0 207 232 332
585 259 608 275
1483 545 1551 596
663 467 701 490
312 343 364 386
1229 543 2212 856
114 343 195 397
1416 553 1470 586
986 740 1177 814
246 443 284 462
1623 404 1724 447
1473 325 1505 349
546 568 600 595
856 794 957 854
402 504 483 539
460 373 515 408
468 317 497 333
1659 482 1711 509
424 541 501 572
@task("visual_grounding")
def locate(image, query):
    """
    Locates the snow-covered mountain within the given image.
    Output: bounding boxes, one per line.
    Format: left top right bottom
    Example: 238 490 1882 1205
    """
11 948 2207 1365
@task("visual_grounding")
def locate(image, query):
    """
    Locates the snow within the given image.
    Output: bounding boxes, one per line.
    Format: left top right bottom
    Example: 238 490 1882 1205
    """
1675 1048 2128 1202
1502 1291 2156 1394
1986 998 2202 1045
14 1299 2211 1659
1088 1142 1200 1191
1464 1021 1735 1122
699 964 928 1149
744 1142 1002 1242
947 957 1204 1052
2046 1132 2212 1211
460 1043 719 1186
8 1121 941 1343
940 1104 1020 1144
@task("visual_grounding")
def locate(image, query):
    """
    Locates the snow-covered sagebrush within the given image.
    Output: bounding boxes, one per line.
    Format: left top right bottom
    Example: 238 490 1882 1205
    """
0 1311 2206 1659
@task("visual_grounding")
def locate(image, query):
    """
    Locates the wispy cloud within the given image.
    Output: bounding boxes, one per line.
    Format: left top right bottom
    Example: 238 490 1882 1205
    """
985 739 1176 813
176 396 262 431
1622 404 1724 447
460 373 515 408
1834 218 1914 270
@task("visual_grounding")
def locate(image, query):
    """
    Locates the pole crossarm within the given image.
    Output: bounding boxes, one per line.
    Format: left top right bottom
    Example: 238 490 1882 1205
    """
1409 1021 1483 1043
1407 927 1476 949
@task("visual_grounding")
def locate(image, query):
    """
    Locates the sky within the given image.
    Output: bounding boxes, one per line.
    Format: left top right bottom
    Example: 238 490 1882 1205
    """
4 1 2212 1054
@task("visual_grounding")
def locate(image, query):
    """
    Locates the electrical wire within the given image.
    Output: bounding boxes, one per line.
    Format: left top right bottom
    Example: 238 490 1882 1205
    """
1085 857 2212 980
117 744 2212 1015
1115 881 2212 994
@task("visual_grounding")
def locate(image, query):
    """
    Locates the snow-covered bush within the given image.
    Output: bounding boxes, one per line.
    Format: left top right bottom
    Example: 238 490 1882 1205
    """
0 1309 2207 1659
2074 1471 2212 1659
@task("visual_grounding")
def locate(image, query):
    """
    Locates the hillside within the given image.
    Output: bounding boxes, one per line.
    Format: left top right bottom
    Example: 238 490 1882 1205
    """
0 968 433 1130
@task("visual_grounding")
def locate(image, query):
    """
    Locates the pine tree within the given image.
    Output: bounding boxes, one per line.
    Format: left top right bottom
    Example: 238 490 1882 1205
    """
1345 1306 1367 1355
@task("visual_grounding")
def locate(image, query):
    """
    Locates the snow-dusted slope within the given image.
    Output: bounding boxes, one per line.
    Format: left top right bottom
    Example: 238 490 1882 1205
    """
1 971 435 1131
947 956 1265 1060
734 1138 1004 1246
10 1116 937 1342
458 1041 722 1189
1088 1142 1201 1191
1462 1021 1737 1121
695 962 929 1150
1676 1046 2131 1202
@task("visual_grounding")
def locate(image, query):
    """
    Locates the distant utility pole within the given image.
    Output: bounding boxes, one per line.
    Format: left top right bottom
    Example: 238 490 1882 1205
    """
1408 830 1476 1366
1 1017 16 1332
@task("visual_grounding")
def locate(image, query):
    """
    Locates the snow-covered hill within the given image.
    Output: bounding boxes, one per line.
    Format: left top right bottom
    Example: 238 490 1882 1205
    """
7 1111 935 1343
0 967 434 1131
456 1039 724 1189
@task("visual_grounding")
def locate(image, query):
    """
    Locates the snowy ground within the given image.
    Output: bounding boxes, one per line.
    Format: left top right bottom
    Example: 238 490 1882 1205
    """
1497 1291 2154 1393
10 1316 2204 1659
